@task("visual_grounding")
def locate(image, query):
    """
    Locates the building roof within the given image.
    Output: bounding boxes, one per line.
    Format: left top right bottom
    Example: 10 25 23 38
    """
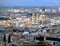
0 17 10 20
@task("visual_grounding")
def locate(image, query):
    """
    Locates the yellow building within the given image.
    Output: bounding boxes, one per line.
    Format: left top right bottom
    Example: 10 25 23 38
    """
39 14 48 21
35 14 40 24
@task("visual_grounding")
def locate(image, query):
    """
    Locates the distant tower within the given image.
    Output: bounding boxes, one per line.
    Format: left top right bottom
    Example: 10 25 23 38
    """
32 13 36 24
39 7 48 26
42 7 45 12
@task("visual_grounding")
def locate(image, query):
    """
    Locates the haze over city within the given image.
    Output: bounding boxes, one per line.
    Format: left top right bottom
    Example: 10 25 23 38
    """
0 0 60 6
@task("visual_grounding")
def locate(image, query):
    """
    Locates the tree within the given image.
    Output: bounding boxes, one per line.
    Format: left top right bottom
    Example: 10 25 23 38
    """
8 34 11 43
3 33 6 42
3 33 6 46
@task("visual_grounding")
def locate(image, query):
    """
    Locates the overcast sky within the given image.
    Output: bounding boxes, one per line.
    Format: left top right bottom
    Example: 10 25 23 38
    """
0 0 60 6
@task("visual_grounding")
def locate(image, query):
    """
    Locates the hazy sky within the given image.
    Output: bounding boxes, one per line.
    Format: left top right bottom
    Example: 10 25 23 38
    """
0 0 60 6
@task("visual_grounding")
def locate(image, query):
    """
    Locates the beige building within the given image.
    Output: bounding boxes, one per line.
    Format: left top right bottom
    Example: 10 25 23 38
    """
32 13 48 26
32 13 36 24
